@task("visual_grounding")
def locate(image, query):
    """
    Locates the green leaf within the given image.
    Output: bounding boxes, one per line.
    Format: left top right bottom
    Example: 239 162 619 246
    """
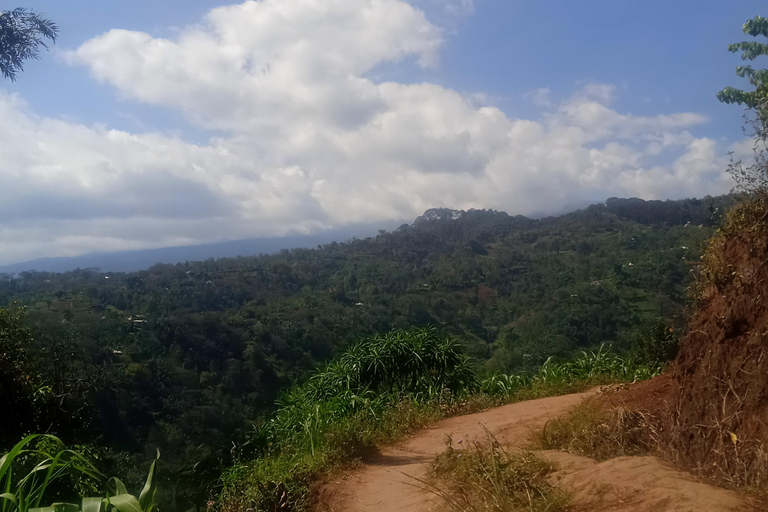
81 497 104 512
0 435 40 481
0 493 17 505
107 479 128 497
51 503 81 512
138 451 159 512
107 495 141 512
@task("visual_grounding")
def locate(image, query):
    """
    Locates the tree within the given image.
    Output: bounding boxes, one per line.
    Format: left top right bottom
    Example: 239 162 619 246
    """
718 16 768 107
0 307 44 444
718 16 768 193
0 8 58 81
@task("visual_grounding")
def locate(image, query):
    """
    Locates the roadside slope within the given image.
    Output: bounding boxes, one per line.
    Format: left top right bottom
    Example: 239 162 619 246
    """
319 389 755 512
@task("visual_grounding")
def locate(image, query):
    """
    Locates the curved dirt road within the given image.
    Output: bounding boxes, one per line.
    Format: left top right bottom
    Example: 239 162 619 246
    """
320 390 756 512
320 391 595 512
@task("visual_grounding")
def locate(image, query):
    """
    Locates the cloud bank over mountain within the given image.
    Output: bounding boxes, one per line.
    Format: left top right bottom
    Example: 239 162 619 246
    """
0 0 735 264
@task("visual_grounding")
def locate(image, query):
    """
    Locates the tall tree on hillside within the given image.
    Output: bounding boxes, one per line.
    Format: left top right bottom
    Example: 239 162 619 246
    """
718 15 768 193
0 8 58 81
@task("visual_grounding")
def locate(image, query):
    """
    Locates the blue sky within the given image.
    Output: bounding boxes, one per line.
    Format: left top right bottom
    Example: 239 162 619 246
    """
0 0 765 263
11 0 763 139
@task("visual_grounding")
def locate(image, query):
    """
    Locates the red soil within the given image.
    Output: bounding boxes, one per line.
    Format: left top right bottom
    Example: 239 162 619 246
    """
318 389 756 512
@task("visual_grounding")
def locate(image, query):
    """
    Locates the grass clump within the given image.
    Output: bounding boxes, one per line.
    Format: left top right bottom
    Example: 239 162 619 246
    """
482 344 664 401
218 328 471 512
429 430 570 512
538 403 656 461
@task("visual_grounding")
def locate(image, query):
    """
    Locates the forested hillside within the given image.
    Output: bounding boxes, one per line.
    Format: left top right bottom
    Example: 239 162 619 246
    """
0 195 729 510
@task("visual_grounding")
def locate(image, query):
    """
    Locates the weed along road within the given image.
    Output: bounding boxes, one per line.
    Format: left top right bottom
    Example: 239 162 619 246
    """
319 389 755 512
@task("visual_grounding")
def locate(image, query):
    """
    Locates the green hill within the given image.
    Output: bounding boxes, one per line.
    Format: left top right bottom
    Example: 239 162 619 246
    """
0 195 730 511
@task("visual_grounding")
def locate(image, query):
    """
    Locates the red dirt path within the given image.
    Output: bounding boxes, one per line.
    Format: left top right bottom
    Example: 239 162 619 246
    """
318 389 756 512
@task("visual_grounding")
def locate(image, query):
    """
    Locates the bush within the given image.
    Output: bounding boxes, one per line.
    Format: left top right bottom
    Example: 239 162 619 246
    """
632 324 680 367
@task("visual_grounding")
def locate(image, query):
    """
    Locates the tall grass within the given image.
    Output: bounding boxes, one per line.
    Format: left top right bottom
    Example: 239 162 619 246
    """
481 344 663 399
218 332 662 512
0 435 159 512
221 328 471 511
250 328 475 456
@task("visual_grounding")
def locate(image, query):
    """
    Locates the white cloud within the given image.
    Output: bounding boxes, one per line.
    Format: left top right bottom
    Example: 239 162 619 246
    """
0 0 735 264
527 87 553 109
410 0 475 18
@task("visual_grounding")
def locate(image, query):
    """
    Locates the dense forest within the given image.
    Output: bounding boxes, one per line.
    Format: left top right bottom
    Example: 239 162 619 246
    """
1 195 731 510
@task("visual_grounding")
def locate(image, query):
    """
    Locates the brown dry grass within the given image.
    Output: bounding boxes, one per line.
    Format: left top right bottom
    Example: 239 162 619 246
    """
536 402 657 461
427 429 571 512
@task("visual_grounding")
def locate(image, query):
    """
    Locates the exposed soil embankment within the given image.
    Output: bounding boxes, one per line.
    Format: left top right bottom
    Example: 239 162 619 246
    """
669 199 768 486
595 199 768 496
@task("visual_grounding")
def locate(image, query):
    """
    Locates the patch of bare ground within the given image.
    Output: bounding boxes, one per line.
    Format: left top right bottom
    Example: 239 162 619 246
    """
541 450 754 512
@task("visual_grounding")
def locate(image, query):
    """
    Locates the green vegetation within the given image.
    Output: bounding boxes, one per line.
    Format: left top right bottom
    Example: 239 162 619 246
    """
717 15 768 109
0 435 158 512
718 15 768 194
253 328 474 455
0 196 722 510
218 329 663 512
0 8 58 81
219 328 472 512
430 432 570 512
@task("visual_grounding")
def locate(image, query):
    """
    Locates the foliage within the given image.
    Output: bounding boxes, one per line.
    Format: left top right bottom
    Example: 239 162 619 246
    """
430 431 570 512
220 329 471 511
0 307 50 445
481 345 664 400
219 335 661 512
0 435 102 512
255 328 474 452
717 16 768 194
631 323 679 367
717 16 768 108
0 8 58 81
0 196 725 510
0 434 160 512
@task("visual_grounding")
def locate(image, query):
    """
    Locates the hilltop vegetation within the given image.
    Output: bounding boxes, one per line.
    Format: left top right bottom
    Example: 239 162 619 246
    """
0 195 729 510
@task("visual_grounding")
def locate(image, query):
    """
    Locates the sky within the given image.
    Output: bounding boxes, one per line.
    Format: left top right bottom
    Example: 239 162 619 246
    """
0 0 765 265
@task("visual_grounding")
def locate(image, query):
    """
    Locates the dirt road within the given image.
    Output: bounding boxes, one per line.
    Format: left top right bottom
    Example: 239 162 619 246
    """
319 390 755 512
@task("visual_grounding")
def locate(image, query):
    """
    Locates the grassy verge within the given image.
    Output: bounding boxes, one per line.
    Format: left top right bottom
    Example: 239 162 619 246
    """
537 402 657 460
217 333 663 512
427 430 570 512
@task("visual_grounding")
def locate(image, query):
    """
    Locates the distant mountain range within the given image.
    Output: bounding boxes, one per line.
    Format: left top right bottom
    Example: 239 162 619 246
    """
0 221 398 274
1 194 731 275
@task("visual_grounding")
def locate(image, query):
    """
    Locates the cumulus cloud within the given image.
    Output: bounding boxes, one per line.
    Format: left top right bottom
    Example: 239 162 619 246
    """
0 0 735 263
